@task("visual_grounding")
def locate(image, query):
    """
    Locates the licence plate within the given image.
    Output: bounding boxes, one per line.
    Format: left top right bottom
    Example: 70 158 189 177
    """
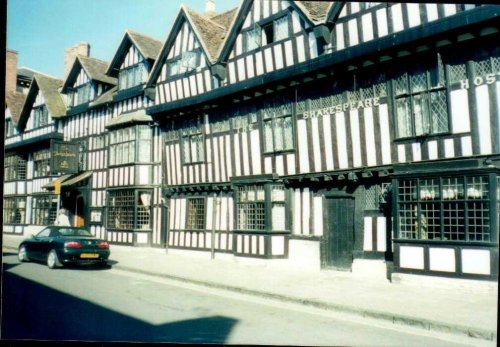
80 253 99 259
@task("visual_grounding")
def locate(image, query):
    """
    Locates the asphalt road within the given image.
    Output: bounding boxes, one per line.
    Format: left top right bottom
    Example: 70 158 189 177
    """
0 251 491 345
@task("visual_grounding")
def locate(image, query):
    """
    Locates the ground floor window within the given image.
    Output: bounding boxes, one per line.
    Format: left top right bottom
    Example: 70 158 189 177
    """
32 195 58 225
236 183 288 232
3 197 26 224
186 198 206 230
107 189 152 230
397 175 492 242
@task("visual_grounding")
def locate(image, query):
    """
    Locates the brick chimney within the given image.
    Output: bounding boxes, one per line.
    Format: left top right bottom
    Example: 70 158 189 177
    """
64 42 90 78
205 0 215 16
5 49 18 95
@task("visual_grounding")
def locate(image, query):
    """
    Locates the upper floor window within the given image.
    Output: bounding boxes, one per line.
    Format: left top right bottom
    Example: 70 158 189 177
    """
33 149 51 177
4 154 27 181
119 62 147 90
108 125 152 166
245 15 290 52
393 59 448 139
33 105 49 128
181 132 204 164
71 82 93 106
168 50 200 77
263 113 293 153
397 175 493 242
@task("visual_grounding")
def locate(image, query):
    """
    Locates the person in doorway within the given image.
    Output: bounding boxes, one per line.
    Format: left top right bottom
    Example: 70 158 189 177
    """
55 208 71 226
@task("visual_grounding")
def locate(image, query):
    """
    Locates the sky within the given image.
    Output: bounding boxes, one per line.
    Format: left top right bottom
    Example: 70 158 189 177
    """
7 0 241 78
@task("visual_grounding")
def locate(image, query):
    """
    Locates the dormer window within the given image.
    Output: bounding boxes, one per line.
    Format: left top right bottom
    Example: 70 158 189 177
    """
119 62 147 90
33 105 49 128
244 15 290 52
168 50 200 77
70 82 94 106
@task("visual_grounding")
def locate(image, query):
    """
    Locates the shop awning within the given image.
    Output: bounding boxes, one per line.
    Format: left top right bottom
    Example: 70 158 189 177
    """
42 174 72 190
105 110 152 128
60 171 93 187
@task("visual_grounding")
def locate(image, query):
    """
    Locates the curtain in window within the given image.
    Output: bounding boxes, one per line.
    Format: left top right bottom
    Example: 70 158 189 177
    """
274 16 289 41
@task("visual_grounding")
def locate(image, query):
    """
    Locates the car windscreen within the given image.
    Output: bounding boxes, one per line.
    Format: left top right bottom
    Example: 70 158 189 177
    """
58 228 93 237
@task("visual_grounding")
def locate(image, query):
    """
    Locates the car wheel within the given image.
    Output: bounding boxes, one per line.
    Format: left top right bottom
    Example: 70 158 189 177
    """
47 249 62 269
18 245 30 262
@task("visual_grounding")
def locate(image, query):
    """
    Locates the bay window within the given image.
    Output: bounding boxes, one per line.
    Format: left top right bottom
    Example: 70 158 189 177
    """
3 197 26 224
397 175 493 242
109 125 152 166
4 154 26 181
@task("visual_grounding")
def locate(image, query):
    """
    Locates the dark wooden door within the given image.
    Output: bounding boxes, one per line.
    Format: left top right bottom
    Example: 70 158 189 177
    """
321 197 355 270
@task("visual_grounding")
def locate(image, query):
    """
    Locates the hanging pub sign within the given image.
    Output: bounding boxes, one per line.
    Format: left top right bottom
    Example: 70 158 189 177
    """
50 140 79 175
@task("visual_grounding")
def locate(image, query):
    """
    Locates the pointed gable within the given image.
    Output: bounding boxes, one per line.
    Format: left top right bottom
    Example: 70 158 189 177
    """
5 91 26 125
106 30 162 77
296 1 335 24
18 73 66 130
147 5 235 88
62 55 116 92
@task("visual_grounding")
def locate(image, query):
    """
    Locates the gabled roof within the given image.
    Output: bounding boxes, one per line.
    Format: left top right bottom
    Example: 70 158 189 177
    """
296 1 335 24
147 5 237 88
62 55 116 92
18 73 66 129
5 91 26 125
183 6 230 63
106 30 162 77
17 67 37 80
217 0 323 64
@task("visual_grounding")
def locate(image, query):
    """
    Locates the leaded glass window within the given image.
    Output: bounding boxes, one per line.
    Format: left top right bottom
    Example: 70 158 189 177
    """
182 133 204 164
3 197 26 224
107 189 152 230
263 114 293 153
33 149 51 177
397 176 491 242
109 127 141 166
4 154 26 181
33 105 49 128
244 27 261 52
186 198 206 230
73 82 93 105
168 50 200 77
236 185 266 231
119 62 147 90
32 195 58 225
393 60 449 139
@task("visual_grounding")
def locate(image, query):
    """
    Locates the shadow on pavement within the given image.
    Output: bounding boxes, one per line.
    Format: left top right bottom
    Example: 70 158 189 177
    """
1 271 238 343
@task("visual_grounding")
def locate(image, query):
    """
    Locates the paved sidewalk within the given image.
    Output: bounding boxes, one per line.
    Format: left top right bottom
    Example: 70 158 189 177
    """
2 234 498 341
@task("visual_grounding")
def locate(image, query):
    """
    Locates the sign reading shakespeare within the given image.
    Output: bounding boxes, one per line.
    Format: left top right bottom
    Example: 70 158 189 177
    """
302 97 381 119
51 140 79 175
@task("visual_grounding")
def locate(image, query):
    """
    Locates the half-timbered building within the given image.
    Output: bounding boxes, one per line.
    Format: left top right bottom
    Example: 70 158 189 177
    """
3 1 499 283
145 1 500 281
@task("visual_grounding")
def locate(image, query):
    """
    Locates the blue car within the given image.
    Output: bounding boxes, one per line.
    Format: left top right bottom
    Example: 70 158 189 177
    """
18 226 110 269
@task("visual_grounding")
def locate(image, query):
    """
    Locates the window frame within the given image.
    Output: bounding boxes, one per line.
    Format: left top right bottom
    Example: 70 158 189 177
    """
392 58 450 140
118 61 147 90
185 197 206 230
395 174 496 243
33 149 51 178
108 125 152 167
234 182 289 233
3 197 26 224
4 153 27 181
106 189 153 231
31 195 58 225
262 113 295 154
32 104 49 129
167 49 201 77
181 129 205 165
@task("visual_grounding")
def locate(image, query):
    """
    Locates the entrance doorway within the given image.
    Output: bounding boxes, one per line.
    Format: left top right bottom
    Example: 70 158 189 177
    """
321 196 355 270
